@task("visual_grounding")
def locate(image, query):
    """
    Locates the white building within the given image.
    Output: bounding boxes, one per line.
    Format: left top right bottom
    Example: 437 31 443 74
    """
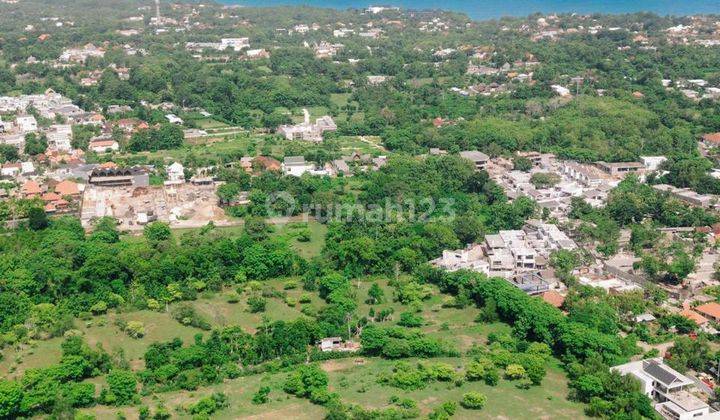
16 115 38 133
613 358 720 420
282 156 315 177
551 85 571 97
46 124 73 152
277 111 336 143
165 114 183 125
640 156 668 172
166 162 185 184
220 37 249 51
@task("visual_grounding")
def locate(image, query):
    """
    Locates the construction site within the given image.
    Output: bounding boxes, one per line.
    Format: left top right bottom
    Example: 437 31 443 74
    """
80 183 228 230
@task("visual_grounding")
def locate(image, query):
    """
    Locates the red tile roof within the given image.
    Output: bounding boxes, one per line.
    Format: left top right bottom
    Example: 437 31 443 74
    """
541 290 565 308
695 302 720 321
702 133 720 144
681 308 709 326
55 180 80 196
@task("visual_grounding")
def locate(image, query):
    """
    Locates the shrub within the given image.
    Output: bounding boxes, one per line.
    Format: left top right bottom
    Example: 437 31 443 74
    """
171 304 212 330
299 293 312 304
247 296 267 313
125 321 145 339
104 370 137 406
225 292 240 304
460 392 487 410
252 386 271 404
397 312 423 327
505 364 526 380
90 301 108 315
189 392 228 415
284 280 298 290
429 401 457 420
284 364 328 398
146 299 162 311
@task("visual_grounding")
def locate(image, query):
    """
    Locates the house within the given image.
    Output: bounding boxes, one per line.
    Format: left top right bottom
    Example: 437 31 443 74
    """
46 124 73 152
459 150 490 171
220 37 250 51
430 244 489 274
551 85 571 97
21 180 42 196
1 163 21 178
20 161 35 175
701 133 720 148
613 358 717 420
55 180 80 197
595 161 645 177
282 156 314 177
367 75 389 85
16 115 38 133
640 156 668 172
694 302 720 323
318 337 360 352
331 159 351 176
245 49 270 59
166 162 185 184
680 307 709 327
114 118 148 133
88 139 119 153
653 184 719 210
165 114 183 125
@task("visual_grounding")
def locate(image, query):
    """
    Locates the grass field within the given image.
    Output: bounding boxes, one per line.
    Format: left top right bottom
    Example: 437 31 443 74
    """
5 276 587 419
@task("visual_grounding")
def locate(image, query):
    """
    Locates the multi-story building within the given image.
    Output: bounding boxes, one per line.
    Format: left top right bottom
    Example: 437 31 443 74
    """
613 358 719 420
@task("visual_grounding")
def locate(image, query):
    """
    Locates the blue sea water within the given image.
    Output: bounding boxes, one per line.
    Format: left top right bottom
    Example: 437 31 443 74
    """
219 0 720 20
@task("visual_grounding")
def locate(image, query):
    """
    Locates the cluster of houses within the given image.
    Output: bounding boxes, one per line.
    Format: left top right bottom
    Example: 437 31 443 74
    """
59 43 105 63
431 219 578 294
485 152 657 218
0 91 106 153
281 152 387 178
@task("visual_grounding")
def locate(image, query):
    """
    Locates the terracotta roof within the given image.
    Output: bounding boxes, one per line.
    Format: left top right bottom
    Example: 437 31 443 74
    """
541 290 565 308
702 133 720 144
21 180 42 195
55 180 80 196
44 203 56 212
680 308 709 326
41 192 61 202
89 140 117 147
695 302 720 320
99 161 118 169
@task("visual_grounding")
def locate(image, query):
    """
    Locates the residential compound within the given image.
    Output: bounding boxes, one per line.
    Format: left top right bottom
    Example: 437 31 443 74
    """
613 358 720 420
277 110 337 142
431 220 577 294
653 184 720 211
185 37 250 52
488 153 656 218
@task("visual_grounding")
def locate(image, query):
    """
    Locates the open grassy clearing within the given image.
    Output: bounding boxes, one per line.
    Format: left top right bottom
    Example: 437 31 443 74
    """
158 219 328 259
0 310 202 379
5 274 586 419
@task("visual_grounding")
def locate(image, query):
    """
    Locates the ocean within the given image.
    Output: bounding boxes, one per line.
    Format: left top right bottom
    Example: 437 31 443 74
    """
218 0 720 20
